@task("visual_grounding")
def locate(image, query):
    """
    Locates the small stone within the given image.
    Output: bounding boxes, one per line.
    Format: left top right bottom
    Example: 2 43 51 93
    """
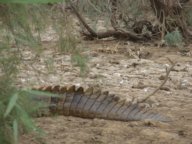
177 130 186 137
114 73 121 77
143 120 170 128
132 81 145 89
89 74 97 79
159 75 165 80
109 60 120 64
91 52 99 57
120 80 124 84
160 86 170 91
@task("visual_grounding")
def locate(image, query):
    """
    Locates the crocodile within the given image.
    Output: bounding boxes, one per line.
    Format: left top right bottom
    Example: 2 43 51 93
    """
31 85 170 122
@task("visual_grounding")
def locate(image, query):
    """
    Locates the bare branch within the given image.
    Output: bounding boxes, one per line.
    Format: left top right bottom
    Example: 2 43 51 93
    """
68 0 98 37
110 0 119 31
69 0 150 41
138 58 176 103
81 30 147 41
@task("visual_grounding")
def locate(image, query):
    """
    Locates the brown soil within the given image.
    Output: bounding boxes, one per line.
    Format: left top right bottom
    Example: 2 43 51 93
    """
19 40 192 144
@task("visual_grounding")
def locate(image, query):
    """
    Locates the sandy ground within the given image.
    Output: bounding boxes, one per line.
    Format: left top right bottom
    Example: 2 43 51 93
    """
19 40 192 144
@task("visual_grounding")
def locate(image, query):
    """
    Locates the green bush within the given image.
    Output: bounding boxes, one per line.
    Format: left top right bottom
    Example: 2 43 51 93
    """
71 53 88 75
0 2 83 144
164 28 183 47
0 89 42 144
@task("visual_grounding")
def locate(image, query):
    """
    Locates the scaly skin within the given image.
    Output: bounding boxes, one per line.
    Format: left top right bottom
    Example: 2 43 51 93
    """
31 85 171 122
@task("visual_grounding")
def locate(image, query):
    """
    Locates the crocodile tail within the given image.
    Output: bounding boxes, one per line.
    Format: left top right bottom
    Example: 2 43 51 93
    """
32 85 171 122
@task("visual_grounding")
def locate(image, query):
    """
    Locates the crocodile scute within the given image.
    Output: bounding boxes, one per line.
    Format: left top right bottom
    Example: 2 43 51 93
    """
31 85 171 122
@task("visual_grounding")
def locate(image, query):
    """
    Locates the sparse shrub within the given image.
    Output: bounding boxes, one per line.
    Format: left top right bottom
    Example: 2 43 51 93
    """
0 2 84 144
164 28 183 47
71 53 88 76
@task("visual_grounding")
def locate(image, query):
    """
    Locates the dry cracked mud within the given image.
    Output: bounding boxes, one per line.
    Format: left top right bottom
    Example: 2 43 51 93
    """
19 40 192 144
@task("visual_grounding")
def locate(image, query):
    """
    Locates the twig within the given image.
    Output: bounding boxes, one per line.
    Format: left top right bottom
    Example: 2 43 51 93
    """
69 0 148 41
68 0 98 37
138 58 176 103
110 0 119 31
87 0 102 13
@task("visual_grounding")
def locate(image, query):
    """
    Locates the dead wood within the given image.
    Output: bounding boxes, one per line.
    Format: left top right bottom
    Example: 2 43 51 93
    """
81 30 148 41
138 58 176 103
68 0 97 37
110 0 119 31
69 0 150 41
149 0 192 38
68 0 192 41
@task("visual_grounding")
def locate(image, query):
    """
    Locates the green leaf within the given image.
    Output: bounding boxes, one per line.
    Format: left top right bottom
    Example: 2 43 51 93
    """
0 0 65 3
4 92 18 118
24 89 59 97
13 119 18 144
16 104 36 131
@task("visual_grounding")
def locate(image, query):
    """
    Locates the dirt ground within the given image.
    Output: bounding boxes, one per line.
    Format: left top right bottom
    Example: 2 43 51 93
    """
19 39 192 144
